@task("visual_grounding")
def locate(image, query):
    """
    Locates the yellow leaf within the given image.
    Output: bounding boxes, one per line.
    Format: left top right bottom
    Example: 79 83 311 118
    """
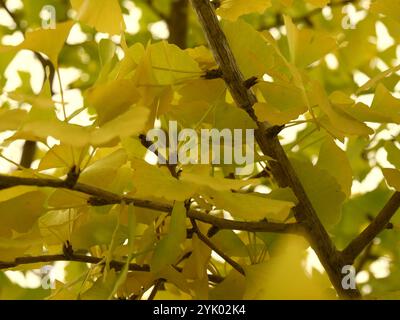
370 84 400 123
244 236 335 299
312 81 374 136
216 0 272 21
0 21 73 67
149 41 202 86
209 190 295 221
254 81 307 125
130 158 196 201
305 0 330 7
90 106 150 146
0 191 46 237
284 16 336 68
357 64 400 94
79 149 128 188
382 168 400 191
71 0 125 35
0 108 27 131
223 19 275 78
317 138 353 198
151 202 187 273
86 79 141 125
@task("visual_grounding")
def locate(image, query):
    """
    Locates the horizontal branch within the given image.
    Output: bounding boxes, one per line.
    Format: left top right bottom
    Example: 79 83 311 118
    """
0 174 303 234
341 192 400 264
0 253 224 284
0 253 148 272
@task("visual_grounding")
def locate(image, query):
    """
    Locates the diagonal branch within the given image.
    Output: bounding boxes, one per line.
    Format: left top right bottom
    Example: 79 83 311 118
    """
341 192 400 264
0 174 303 235
190 0 360 299
191 218 245 276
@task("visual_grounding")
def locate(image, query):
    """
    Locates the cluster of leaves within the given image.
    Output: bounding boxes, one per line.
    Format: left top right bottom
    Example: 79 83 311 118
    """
0 0 399 300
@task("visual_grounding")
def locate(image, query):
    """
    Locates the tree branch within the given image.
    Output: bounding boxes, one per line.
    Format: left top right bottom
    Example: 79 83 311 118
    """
341 192 400 264
190 0 360 299
167 0 189 49
0 253 148 272
145 0 169 21
0 174 303 235
0 252 224 285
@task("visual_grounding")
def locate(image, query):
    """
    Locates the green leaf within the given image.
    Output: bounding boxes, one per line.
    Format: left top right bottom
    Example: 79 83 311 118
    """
292 158 346 228
317 138 353 198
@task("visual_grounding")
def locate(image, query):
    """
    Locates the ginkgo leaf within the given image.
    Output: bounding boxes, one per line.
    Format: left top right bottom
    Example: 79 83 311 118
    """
223 19 275 78
149 41 202 86
0 237 32 261
0 191 47 237
85 79 141 125
371 0 400 23
385 142 400 169
214 102 257 130
254 81 307 125
317 138 353 198
305 0 330 7
357 64 400 94
71 208 127 249
90 106 150 146
18 119 91 147
311 80 374 136
284 16 336 68
70 0 125 35
244 236 334 299
182 233 211 280
211 230 248 257
79 149 128 188
216 0 272 21
0 108 28 131
208 190 295 221
81 269 118 300
151 202 187 273
0 21 73 67
39 144 89 170
209 270 246 300
292 158 346 228
382 168 400 191
370 84 400 123
130 158 196 201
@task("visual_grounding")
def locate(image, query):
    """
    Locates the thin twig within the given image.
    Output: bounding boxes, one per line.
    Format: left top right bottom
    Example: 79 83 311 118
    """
341 192 400 264
191 218 245 276
147 279 165 300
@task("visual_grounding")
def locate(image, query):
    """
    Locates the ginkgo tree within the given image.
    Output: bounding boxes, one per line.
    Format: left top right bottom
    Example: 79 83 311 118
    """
0 0 400 300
